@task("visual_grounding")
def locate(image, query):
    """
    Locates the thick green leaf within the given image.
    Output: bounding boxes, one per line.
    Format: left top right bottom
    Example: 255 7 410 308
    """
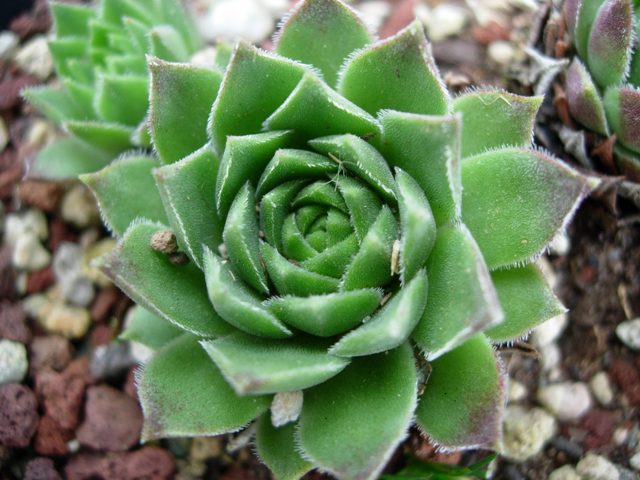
209 42 307 153
565 59 609 136
412 224 503 360
95 74 149 126
334 176 382 242
264 73 380 141
261 242 340 296
379 111 461 225
65 121 133 156
203 250 291 339
98 221 232 337
81 155 167 236
266 289 382 336
149 59 222 165
298 343 417 480
100 0 153 26
395 169 436 284
223 183 269 294
416 334 504 449
311 134 397 204
23 87 84 123
574 0 606 59
604 86 640 154
260 181 307 252
292 181 347 213
138 335 270 440
201 332 349 395
461 148 591 269
49 38 87 77
154 145 224 268
330 269 428 357
301 234 358 277
341 206 398 290
338 21 449 116
453 90 541 158
256 417 312 480
29 138 112 179
120 305 182 349
148 25 190 62
216 131 293 215
587 0 633 87
282 214 318 261
275 0 372 87
51 2 96 37
485 264 566 343
153 0 202 53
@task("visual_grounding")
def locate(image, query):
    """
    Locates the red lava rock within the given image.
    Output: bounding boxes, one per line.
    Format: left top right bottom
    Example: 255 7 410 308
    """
221 465 261 480
24 457 62 480
90 287 119 323
76 384 143 452
26 266 55 294
47 218 79 251
35 357 92 431
609 357 640 406
0 76 39 110
89 323 115 347
0 149 22 200
0 300 31 343
17 180 66 212
379 0 415 39
0 246 16 299
472 21 511 45
65 447 175 480
10 0 51 38
33 414 72 456
0 384 39 448
29 335 73 376
580 409 614 450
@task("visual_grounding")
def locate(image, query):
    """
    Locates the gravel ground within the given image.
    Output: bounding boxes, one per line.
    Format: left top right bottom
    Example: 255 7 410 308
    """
0 0 638 479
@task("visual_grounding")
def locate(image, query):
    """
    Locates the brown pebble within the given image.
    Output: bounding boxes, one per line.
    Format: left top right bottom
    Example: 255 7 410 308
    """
0 247 16 299
89 323 114 347
90 287 119 323
0 384 39 448
609 357 640 406
25 457 62 480
123 367 138 399
47 218 79 252
10 0 51 38
29 335 73 376
472 21 511 45
33 414 71 456
65 447 175 480
17 180 66 212
580 409 614 450
26 266 55 294
0 301 31 343
0 76 39 110
76 384 143 452
150 230 177 254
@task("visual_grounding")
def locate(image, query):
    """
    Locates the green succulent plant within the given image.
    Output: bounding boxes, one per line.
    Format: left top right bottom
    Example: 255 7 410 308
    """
23 0 201 178
82 0 594 478
564 0 640 180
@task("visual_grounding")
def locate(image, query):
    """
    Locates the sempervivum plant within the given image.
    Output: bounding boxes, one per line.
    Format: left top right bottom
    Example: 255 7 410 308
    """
83 0 594 478
564 0 640 179
23 0 201 178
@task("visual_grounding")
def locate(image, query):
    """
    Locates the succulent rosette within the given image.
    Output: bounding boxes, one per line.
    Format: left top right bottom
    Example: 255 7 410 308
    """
83 0 593 478
23 0 201 178
564 0 640 178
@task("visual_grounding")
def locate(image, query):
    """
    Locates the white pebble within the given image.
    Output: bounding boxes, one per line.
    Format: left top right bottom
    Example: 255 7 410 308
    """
590 372 614 406
12 233 51 271
0 340 28 384
200 0 274 44
271 391 303 427
0 31 19 60
14 35 53 80
537 382 592 421
539 342 561 371
190 47 218 69
548 230 571 256
357 1 391 33
501 406 557 462
5 209 48 247
531 313 568 348
616 318 640 351
60 185 100 229
549 465 581 480
630 451 640 471
508 380 527 402
0 117 8 153
576 453 620 480
613 427 629 446
488 41 515 66
425 4 468 42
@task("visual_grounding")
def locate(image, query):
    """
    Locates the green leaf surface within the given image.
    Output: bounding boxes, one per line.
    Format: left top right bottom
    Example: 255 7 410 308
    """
203 250 291 338
23 87 84 124
260 181 307 252
63 79 98 119
485 264 565 343
138 335 269 440
412 224 503 360
149 59 222 164
379 111 461 225
201 332 349 395
65 120 133 156
301 234 358 277
149 25 190 62
264 73 380 141
395 169 436 284
453 90 541 158
120 305 182 349
282 214 318 261
338 21 449 116
461 148 591 269
223 183 269 294
153 0 202 53
330 269 428 357
256 418 313 480
275 0 372 87
417 334 504 449
298 343 417 480
604 86 640 154
209 42 307 153
98 221 232 337
95 74 149 126
29 138 111 179
292 181 347 213
266 289 382 336
154 145 224 268
574 0 606 59
334 176 382 242
51 2 96 37
565 59 609 136
49 38 87 77
81 154 167 236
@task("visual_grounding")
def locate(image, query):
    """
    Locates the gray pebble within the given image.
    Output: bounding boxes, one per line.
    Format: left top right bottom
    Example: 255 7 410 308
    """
0 340 28 384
